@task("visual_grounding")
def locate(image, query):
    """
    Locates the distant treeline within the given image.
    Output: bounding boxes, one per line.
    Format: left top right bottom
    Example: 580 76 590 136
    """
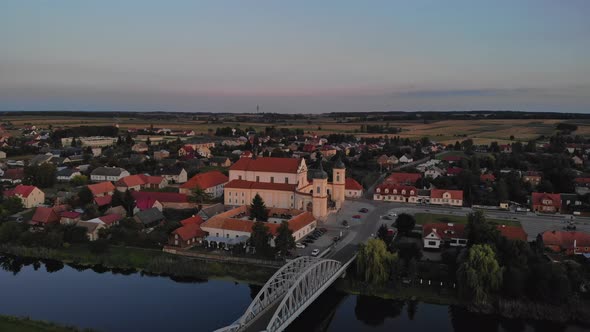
52 126 119 139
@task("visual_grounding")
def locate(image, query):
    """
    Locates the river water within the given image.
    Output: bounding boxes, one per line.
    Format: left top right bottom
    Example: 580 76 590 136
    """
0 256 587 332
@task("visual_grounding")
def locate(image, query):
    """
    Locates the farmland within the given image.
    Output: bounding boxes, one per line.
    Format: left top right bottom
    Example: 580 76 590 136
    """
2 113 589 145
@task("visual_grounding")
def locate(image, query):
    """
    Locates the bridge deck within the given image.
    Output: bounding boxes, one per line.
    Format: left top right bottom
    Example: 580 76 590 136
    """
242 300 281 332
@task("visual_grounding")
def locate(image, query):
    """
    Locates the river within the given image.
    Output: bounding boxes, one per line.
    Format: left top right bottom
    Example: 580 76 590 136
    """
0 256 587 332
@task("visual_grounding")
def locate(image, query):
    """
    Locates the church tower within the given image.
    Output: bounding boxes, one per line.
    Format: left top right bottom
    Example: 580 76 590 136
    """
312 159 328 220
332 155 346 209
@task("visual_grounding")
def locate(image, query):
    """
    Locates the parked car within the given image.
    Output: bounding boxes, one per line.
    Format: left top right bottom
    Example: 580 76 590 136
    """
359 208 369 213
382 215 392 220
352 214 361 219
296 243 306 249
333 236 340 243
311 249 320 257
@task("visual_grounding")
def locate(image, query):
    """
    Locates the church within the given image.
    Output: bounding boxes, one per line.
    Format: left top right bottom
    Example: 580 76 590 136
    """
223 156 350 220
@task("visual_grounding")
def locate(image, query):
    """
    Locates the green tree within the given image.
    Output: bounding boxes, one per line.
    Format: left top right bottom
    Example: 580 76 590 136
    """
1 196 24 215
70 175 88 186
250 194 268 221
89 238 110 254
24 163 57 188
395 213 416 234
457 244 503 305
0 221 24 243
78 187 94 206
356 238 398 284
465 211 499 246
190 187 213 204
250 221 272 256
275 221 295 254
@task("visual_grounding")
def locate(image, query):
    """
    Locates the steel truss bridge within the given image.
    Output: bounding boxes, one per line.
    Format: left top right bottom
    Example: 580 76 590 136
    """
215 246 356 332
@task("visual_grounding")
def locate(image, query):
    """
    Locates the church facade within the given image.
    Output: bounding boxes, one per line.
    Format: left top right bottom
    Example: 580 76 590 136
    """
224 157 347 220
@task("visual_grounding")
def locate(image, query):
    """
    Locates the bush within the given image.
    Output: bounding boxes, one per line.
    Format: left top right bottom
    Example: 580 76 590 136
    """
89 239 110 254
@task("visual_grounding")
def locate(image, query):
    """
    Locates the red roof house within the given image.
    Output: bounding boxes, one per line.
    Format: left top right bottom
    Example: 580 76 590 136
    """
542 231 590 255
30 207 60 225
88 182 116 197
179 171 228 196
430 189 463 206
230 157 301 174
531 192 561 213
384 172 422 185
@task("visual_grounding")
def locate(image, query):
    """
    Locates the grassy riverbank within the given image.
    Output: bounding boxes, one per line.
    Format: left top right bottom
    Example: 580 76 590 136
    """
0 244 275 285
0 315 93 332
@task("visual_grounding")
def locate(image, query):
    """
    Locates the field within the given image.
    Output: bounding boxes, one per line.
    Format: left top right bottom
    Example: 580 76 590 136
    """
3 114 589 145
414 213 521 227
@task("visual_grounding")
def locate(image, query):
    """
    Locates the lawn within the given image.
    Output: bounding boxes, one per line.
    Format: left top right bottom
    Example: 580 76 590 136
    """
414 213 521 227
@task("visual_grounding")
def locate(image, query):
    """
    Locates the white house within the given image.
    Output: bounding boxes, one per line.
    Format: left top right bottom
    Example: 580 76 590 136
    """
90 167 130 182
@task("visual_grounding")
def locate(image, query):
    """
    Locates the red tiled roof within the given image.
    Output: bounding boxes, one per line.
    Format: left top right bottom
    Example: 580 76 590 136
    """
531 192 561 208
94 195 113 207
480 173 496 182
497 225 527 241
224 179 297 192
31 207 60 225
88 182 115 196
431 189 463 200
542 231 590 251
115 175 146 188
376 184 418 197
575 177 590 184
60 211 81 219
6 185 37 198
345 178 363 191
384 173 421 185
230 157 300 174
180 171 228 190
3 168 24 180
423 223 466 240
173 223 207 241
131 191 188 203
99 214 123 225
180 215 204 226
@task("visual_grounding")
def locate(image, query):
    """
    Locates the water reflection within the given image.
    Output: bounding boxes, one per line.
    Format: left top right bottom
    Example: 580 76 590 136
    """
354 295 403 326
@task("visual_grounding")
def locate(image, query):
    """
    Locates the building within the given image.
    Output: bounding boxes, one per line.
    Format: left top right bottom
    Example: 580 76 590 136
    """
76 221 105 241
153 150 170 161
531 192 561 213
61 136 117 148
0 168 24 184
223 156 348 220
179 171 229 198
4 185 45 208
134 207 166 228
56 168 82 182
160 167 188 184
399 154 413 163
572 155 584 167
131 191 188 212
200 206 316 248
209 157 232 167
430 189 463 207
131 142 149 153
197 203 227 221
169 215 207 248
383 173 422 185
373 184 419 203
60 211 81 225
0 151 6 159
90 167 130 182
88 181 116 198
115 174 168 192
523 171 542 186
345 178 363 198
423 223 467 249
30 206 60 226
542 231 590 255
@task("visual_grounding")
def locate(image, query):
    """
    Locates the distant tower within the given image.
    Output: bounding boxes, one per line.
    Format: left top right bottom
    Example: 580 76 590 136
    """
332 154 346 209
312 159 328 220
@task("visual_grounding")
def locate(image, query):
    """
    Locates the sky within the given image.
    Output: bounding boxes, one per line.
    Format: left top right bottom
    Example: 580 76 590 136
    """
0 0 589 113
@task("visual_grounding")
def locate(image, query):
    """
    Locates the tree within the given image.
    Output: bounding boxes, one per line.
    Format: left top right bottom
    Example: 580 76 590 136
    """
190 187 213 204
250 194 268 221
89 238 110 254
395 213 416 234
24 163 57 188
465 211 499 246
250 221 272 256
70 175 88 186
0 221 24 243
377 224 389 243
457 244 503 305
275 221 295 254
78 187 94 206
356 238 398 284
1 196 24 215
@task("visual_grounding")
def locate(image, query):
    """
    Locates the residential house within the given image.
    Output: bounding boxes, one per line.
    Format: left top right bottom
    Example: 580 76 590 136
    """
28 154 53 166
542 231 590 256
374 184 419 203
87 181 116 207
0 151 6 159
480 173 496 184
132 191 188 213
523 171 542 186
425 167 445 179
60 211 81 225
56 168 82 182
209 156 232 168
197 203 227 221
345 178 363 198
0 168 24 184
76 221 105 241
134 207 165 228
430 189 463 207
115 174 167 192
30 206 60 226
160 167 188 184
572 155 584 167
575 177 590 195
500 144 512 153
384 173 422 185
4 185 45 208
423 223 467 249
169 215 206 248
132 142 149 153
153 150 170 161
179 171 229 198
399 154 413 163
90 167 130 182
531 192 561 213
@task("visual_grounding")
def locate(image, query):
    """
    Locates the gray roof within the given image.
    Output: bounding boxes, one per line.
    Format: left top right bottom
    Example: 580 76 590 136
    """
134 207 165 225
57 168 79 177
198 203 226 220
29 154 53 166
210 156 230 163
91 167 127 176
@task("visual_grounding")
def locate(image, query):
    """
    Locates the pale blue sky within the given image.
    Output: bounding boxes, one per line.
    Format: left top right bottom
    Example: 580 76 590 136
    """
1 0 589 113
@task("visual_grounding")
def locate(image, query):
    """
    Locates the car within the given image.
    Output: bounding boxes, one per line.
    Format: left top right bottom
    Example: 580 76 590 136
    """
359 208 369 213
333 236 340 242
382 215 392 220
311 249 320 256
296 243 306 249
352 214 361 219
388 212 397 217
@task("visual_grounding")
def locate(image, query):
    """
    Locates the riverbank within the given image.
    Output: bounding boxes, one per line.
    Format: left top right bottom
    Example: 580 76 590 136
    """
0 315 94 332
335 277 590 326
0 244 275 285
